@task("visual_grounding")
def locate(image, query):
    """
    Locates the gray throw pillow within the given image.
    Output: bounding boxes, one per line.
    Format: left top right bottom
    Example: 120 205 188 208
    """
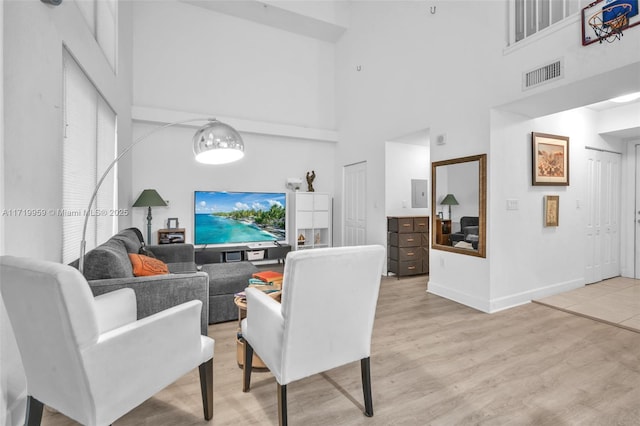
83 238 134 280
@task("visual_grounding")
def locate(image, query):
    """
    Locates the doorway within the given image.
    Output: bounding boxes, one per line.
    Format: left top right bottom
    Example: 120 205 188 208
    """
585 148 622 284
636 144 640 278
343 161 367 246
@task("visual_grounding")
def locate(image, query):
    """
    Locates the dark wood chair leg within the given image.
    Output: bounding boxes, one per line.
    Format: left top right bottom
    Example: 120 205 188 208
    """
242 339 254 392
277 383 288 426
199 358 214 420
25 396 44 426
361 357 374 417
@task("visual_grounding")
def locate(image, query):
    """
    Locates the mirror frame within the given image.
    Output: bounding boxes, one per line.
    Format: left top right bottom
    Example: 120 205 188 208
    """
431 154 487 258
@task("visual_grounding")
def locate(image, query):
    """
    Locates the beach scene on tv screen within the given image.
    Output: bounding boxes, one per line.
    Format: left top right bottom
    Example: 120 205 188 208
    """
194 191 286 245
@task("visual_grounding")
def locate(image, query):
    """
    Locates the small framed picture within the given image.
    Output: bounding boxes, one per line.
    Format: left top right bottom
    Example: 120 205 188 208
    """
544 195 559 227
167 218 179 229
532 132 569 186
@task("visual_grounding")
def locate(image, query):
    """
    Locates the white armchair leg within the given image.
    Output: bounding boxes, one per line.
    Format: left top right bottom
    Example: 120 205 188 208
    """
361 357 373 417
25 396 44 426
242 340 254 392
277 383 288 426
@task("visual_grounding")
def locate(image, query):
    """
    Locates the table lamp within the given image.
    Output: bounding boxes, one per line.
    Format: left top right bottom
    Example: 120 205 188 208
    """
132 189 168 243
440 193 459 220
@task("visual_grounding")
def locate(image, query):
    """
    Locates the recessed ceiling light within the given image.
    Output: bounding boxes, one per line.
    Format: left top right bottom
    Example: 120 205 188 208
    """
610 92 640 103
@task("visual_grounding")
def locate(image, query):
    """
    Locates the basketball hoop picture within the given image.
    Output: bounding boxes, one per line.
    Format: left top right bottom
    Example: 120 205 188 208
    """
582 0 640 45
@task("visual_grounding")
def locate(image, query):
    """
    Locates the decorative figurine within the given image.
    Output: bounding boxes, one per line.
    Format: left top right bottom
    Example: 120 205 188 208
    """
306 170 316 192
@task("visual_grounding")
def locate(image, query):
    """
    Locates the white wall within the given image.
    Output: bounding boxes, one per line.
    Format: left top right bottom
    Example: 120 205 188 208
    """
1 2 133 424
0 1 9 422
130 123 336 245
3 0 134 260
487 104 637 311
334 0 640 312
132 1 335 130
385 142 429 217
334 1 505 310
130 1 338 245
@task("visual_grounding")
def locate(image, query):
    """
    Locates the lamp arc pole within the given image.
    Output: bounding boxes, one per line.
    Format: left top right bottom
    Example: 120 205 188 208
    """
78 117 236 273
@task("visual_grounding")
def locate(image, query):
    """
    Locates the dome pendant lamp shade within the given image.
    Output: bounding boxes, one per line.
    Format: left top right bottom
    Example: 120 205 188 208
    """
193 120 245 165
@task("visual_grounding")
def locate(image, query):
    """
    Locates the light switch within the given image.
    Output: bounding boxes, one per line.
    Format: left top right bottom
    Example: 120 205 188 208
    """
506 199 519 210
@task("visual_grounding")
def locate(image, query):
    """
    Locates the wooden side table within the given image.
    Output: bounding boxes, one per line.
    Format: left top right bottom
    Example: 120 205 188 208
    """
435 218 452 245
234 290 281 369
157 228 185 244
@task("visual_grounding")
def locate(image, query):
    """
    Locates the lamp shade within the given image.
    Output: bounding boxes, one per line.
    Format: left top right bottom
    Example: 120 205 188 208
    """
193 120 245 165
440 194 459 206
132 189 168 207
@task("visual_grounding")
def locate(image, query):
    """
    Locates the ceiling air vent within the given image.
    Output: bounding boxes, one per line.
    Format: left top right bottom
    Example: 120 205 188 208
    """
523 59 563 91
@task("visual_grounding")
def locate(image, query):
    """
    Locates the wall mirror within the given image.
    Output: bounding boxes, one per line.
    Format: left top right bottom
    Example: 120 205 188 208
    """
431 154 486 258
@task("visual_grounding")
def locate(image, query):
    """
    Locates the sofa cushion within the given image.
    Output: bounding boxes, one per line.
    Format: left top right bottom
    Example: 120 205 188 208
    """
201 262 258 296
128 254 169 276
111 228 144 254
83 238 133 280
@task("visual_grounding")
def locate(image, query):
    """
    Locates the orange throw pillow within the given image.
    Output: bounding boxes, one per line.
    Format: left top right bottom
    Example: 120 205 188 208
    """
128 253 169 276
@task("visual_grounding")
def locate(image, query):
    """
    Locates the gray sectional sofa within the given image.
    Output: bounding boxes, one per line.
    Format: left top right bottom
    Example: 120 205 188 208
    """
72 228 210 334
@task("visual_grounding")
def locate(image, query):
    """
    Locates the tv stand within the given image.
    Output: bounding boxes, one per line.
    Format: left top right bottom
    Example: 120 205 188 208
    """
195 244 291 265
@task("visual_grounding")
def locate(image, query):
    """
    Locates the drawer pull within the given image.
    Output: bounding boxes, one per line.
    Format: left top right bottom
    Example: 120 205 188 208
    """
408 266 416 270
407 252 414 256
406 238 414 242
402 223 411 227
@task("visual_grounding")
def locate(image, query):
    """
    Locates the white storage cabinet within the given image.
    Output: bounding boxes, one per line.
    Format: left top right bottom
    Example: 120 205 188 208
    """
291 192 332 250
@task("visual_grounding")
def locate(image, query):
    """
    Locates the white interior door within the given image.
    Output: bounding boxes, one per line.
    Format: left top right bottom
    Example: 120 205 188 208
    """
600 151 621 279
585 148 621 284
635 144 640 279
343 161 367 246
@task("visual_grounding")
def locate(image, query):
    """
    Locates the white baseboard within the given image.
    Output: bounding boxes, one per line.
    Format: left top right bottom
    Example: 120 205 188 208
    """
428 278 585 314
427 282 491 313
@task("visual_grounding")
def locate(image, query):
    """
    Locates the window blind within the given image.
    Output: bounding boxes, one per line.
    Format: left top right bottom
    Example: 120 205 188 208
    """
62 49 117 264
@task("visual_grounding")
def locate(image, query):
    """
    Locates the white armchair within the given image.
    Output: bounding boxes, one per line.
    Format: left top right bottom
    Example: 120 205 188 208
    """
0 255 214 426
241 245 385 425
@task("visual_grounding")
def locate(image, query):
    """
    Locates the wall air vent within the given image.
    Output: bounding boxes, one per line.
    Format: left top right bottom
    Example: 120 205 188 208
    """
523 59 563 91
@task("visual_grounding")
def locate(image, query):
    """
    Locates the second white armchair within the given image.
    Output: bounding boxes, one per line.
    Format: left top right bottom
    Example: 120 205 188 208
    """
241 245 386 426
0 255 214 426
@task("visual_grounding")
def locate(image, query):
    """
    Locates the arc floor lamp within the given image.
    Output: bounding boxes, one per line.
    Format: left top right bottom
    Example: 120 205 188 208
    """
78 118 244 273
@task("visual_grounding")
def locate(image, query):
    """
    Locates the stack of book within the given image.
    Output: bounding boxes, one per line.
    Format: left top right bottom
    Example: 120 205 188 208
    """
234 271 284 301
251 270 284 289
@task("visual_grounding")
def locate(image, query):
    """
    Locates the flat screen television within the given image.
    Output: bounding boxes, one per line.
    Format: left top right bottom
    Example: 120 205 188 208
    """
194 191 287 246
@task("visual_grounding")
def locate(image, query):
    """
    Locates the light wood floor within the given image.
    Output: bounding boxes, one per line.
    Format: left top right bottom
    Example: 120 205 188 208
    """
43 274 640 425
534 276 640 333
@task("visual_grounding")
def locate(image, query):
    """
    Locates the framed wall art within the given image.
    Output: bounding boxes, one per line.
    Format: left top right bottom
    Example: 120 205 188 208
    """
167 217 179 229
532 132 569 186
544 195 559 227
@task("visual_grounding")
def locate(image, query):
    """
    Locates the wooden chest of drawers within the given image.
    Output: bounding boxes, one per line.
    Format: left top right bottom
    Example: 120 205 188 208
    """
387 216 429 278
